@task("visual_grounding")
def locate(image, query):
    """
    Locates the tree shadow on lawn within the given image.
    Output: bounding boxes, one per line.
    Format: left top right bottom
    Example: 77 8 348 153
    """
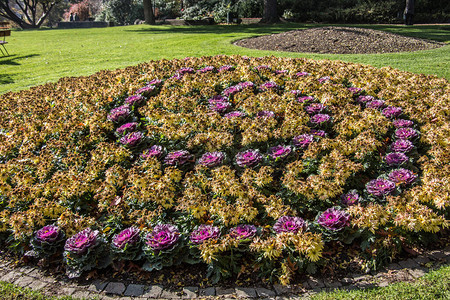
0 54 40 66
125 23 450 43
0 54 40 86
124 23 313 36
0 74 14 85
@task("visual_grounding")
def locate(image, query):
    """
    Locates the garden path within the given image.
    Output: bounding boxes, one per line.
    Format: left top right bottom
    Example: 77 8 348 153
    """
0 246 449 299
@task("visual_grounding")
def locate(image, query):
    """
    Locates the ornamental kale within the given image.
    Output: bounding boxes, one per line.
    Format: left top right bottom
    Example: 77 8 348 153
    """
63 228 111 278
190 224 220 245
111 227 143 261
26 225 65 258
273 216 307 234
229 224 257 241
235 149 263 168
366 178 396 197
317 207 350 231
197 152 225 167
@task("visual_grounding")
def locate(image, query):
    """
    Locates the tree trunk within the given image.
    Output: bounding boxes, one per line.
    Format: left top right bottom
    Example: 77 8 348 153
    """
404 0 415 25
143 0 155 25
260 0 279 24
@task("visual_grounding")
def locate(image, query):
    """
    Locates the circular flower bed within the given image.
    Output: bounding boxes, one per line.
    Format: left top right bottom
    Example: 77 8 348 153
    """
0 55 449 284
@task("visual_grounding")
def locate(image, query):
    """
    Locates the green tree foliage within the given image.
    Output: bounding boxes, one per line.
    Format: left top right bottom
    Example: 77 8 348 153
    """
95 0 144 25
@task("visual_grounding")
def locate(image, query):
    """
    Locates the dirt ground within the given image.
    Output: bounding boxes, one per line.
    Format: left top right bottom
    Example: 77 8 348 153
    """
234 26 444 54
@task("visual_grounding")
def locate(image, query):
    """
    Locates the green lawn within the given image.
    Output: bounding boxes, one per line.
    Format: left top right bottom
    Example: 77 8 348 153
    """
312 264 450 300
1 23 449 94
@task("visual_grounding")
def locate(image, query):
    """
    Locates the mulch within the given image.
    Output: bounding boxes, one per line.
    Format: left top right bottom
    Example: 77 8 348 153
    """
233 26 445 54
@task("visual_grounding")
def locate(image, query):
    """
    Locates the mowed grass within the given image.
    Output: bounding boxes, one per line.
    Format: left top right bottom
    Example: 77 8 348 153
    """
312 264 450 300
1 23 449 94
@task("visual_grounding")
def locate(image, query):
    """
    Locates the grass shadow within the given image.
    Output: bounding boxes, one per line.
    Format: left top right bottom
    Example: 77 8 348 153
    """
124 23 450 43
0 74 14 84
0 54 40 66
124 23 311 36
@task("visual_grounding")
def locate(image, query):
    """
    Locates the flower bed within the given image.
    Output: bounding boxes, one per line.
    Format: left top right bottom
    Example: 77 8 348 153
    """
0 56 449 284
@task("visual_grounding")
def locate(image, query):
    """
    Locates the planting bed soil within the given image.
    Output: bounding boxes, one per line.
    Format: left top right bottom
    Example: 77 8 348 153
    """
0 55 448 287
234 26 445 54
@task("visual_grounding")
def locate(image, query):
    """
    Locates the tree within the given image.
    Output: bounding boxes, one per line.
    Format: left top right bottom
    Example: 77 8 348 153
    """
143 0 155 24
404 0 415 25
0 0 60 29
260 0 279 23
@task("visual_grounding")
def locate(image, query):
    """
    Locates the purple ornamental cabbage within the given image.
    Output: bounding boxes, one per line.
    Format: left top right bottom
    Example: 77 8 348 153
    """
107 105 130 123
141 145 165 159
382 106 403 118
306 103 327 114
256 65 271 71
348 87 363 94
209 101 231 113
218 65 235 72
136 85 156 97
229 225 257 240
177 67 195 75
125 94 146 106
224 111 246 118
310 129 327 137
273 216 307 234
256 110 275 118
222 85 241 97
310 114 331 125
318 76 331 83
356 95 375 104
317 207 350 231
28 225 65 258
385 152 409 166
35 225 62 243
365 100 386 109
290 90 302 96
259 81 279 91
390 139 414 153
198 66 215 73
208 95 230 113
164 150 193 166
64 228 99 255
235 149 263 168
395 128 419 140
275 70 288 75
170 73 183 80
190 224 220 245
293 134 314 148
116 122 138 135
112 227 141 250
197 151 225 167
238 81 255 89
145 224 180 251
366 178 396 197
341 191 359 206
295 71 310 77
119 131 144 147
147 79 163 86
268 145 293 160
392 119 414 128
388 168 417 185
298 96 315 103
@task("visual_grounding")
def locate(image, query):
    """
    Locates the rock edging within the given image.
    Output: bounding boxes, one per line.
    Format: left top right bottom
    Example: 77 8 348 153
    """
0 246 449 299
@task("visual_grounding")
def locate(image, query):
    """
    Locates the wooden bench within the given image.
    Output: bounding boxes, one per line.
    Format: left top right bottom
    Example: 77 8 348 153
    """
0 21 10 56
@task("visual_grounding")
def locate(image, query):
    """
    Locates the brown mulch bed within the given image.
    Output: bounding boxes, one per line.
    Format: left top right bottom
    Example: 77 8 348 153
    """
234 26 445 54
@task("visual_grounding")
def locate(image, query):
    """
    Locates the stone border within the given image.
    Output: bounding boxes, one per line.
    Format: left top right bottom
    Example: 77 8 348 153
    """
0 246 449 299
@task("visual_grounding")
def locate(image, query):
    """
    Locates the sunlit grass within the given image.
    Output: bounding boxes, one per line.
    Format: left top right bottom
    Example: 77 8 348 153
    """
1 23 449 94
